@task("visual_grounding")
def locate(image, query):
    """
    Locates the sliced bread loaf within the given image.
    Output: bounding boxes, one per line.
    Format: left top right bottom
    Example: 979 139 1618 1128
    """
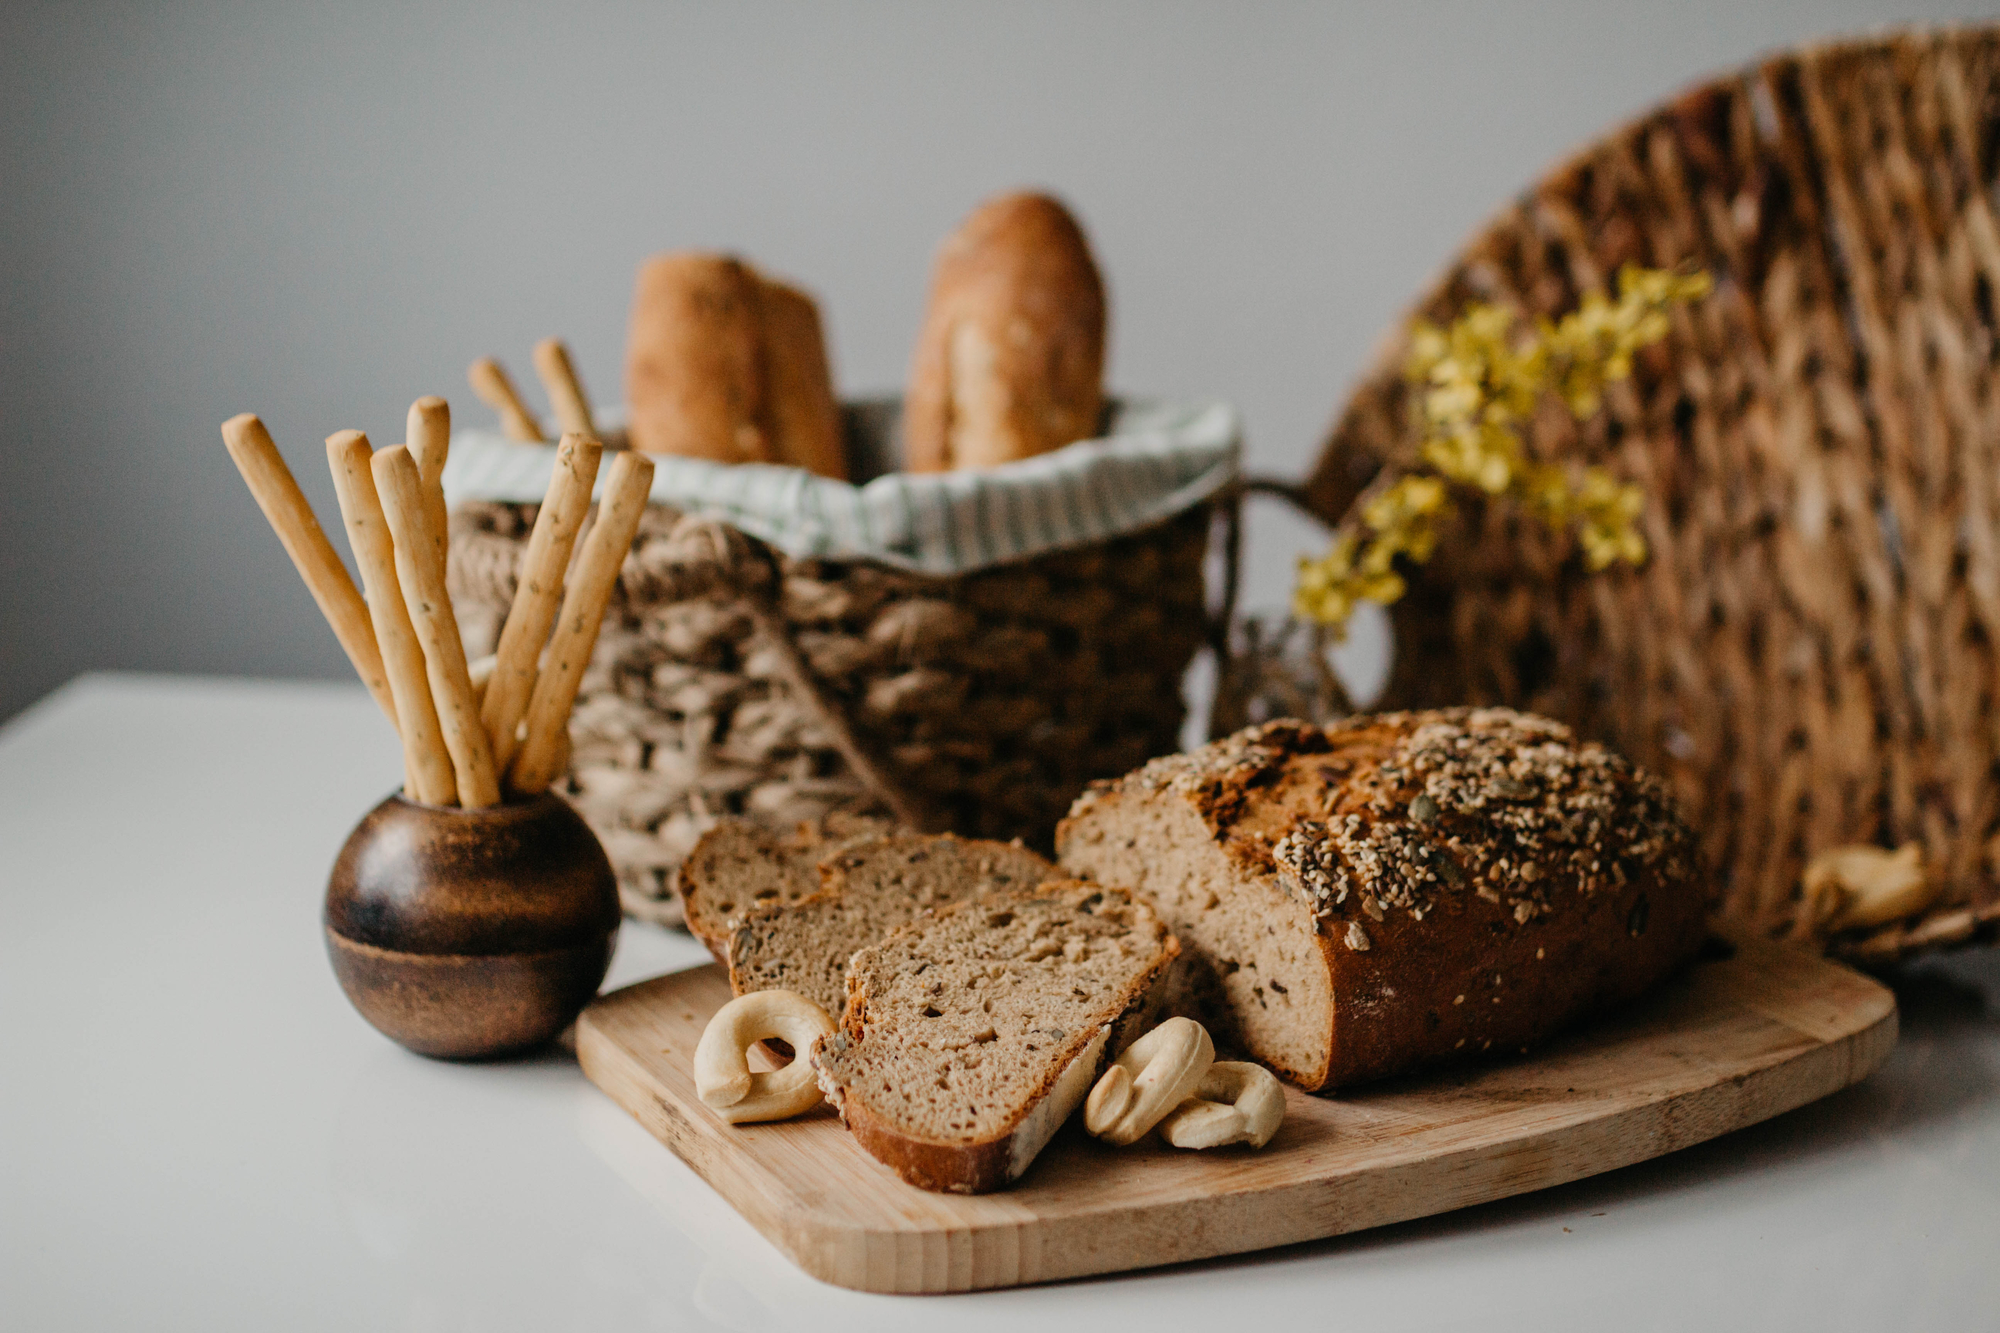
812 878 1179 1194
726 834 1054 1015
678 813 895 959
1056 708 1709 1091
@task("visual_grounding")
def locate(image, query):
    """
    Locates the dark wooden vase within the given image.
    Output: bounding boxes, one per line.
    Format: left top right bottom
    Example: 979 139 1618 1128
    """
324 790 620 1060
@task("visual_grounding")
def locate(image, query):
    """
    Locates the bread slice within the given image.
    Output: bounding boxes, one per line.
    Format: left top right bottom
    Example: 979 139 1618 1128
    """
1057 709 1709 1091
677 813 895 960
726 833 1054 1015
812 879 1178 1194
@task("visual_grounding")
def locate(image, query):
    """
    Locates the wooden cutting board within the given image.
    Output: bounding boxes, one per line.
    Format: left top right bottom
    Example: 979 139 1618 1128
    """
577 936 1895 1294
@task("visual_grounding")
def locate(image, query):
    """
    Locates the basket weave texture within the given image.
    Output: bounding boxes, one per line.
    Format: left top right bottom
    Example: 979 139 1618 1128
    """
449 499 1209 925
1312 27 2000 966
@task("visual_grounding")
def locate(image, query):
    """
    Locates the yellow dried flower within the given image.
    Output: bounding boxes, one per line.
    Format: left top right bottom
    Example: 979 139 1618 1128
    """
1359 475 1448 564
1296 265 1705 634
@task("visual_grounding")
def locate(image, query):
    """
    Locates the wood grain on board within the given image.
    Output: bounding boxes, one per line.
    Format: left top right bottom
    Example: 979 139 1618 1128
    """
577 936 1896 1294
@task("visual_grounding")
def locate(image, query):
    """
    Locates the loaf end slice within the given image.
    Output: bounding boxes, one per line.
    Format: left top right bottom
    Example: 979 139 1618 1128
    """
812 879 1178 1194
678 813 896 960
727 833 1054 1014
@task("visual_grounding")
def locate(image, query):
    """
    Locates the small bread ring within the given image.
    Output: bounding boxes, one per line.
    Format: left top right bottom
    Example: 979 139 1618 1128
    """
693 989 834 1124
1083 1017 1215 1145
1157 1060 1286 1149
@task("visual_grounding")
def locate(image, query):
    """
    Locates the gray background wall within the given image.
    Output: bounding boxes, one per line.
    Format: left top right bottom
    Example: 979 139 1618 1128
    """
3 0 1992 723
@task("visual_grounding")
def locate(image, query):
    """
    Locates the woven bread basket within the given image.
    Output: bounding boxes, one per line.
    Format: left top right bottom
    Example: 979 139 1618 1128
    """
1310 25 2000 967
446 403 1224 926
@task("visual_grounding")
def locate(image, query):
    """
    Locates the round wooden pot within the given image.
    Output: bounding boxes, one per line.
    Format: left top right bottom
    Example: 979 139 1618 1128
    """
324 790 620 1060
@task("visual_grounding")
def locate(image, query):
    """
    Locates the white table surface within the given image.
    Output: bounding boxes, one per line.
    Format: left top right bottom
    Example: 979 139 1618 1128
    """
4 674 1998 1331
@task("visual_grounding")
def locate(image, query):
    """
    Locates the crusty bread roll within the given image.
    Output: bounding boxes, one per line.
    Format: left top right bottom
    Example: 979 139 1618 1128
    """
626 253 766 464
624 253 848 479
1057 708 1711 1091
903 192 1107 472
758 280 848 482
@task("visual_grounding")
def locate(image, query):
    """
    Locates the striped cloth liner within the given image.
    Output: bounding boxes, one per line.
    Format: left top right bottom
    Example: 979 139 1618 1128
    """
441 396 1240 575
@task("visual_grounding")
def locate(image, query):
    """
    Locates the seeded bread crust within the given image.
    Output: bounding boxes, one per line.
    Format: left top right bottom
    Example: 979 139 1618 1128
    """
1056 708 1710 1091
677 813 897 962
813 879 1178 1194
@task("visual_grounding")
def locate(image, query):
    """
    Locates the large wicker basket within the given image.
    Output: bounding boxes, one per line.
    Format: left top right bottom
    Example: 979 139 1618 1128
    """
1312 26 2000 967
447 411 1218 925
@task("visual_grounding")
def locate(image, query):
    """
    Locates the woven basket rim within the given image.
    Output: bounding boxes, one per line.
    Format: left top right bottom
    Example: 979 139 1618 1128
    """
444 395 1241 577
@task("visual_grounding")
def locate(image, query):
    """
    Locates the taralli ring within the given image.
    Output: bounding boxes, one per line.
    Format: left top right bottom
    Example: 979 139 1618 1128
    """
693 989 835 1124
1156 1061 1286 1149
1801 842 1938 933
1084 1017 1214 1145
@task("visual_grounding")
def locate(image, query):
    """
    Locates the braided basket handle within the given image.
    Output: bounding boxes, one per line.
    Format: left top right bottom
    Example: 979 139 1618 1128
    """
643 513 946 834
1206 477 1358 737
1207 477 1331 644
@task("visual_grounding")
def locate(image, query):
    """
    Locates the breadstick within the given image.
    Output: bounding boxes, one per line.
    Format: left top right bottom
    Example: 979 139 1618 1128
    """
406 396 453 586
481 433 603 770
326 431 457 806
509 450 654 794
372 444 502 808
468 357 547 442
533 338 597 438
220 413 396 722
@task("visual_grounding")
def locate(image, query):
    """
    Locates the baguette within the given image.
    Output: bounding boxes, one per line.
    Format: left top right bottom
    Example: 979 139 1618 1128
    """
903 192 1107 472
624 253 847 479
758 279 847 480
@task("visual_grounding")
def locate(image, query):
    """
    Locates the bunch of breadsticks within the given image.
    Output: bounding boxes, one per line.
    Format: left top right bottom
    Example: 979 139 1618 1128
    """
221 382 655 808
465 335 602 450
